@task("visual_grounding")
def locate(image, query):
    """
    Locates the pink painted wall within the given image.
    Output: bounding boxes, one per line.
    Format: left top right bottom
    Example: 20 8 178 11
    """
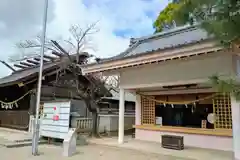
135 129 233 151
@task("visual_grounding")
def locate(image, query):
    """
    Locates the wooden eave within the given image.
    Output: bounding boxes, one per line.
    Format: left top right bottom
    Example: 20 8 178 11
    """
81 41 223 75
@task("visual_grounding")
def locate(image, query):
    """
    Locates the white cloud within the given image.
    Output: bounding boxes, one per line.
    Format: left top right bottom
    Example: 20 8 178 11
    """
0 0 168 77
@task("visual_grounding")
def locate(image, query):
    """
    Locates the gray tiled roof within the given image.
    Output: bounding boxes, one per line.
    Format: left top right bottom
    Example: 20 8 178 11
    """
0 54 80 87
100 25 211 63
127 26 209 57
0 61 61 87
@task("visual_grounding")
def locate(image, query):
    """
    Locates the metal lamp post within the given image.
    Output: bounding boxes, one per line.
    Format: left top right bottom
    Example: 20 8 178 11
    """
32 0 49 155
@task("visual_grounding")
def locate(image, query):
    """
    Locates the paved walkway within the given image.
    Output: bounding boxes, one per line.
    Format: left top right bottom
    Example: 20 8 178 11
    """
88 137 233 160
0 144 192 160
0 128 232 160
0 127 32 146
0 127 31 141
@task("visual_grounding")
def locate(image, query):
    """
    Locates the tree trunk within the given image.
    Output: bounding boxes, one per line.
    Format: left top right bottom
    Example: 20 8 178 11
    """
91 110 99 137
85 100 100 137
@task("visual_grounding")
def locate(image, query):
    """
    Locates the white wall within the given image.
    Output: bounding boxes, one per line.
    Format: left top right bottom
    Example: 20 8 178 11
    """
135 129 233 151
120 52 235 88
98 114 135 133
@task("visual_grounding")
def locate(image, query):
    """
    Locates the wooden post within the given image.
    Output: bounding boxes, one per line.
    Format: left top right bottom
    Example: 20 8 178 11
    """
231 96 240 160
135 94 141 125
118 88 125 144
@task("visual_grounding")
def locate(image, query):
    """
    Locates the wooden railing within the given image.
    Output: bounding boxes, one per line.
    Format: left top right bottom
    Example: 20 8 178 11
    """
76 118 93 133
0 111 29 130
29 117 93 134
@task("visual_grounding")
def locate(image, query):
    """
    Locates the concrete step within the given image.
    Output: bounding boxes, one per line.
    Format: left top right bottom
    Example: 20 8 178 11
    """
5 140 47 148
13 138 32 143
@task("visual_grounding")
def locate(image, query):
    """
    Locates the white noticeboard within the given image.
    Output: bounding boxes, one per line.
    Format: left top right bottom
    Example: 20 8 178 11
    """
40 101 71 139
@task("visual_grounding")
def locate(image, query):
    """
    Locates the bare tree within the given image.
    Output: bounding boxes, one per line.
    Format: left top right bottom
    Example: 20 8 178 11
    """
12 22 113 137
96 72 120 88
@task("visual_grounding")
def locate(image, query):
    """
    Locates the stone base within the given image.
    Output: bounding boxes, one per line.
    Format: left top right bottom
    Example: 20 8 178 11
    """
62 129 77 157
76 135 88 146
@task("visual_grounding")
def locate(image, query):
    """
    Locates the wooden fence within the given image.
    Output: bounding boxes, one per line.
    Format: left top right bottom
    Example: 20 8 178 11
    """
0 111 29 130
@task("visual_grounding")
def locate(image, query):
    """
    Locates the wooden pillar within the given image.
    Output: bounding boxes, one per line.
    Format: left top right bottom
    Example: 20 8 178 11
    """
118 87 125 144
231 96 240 160
135 94 141 125
28 92 36 133
29 92 36 115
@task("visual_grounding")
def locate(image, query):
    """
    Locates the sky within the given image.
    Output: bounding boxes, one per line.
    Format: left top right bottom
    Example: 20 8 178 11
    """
0 0 169 78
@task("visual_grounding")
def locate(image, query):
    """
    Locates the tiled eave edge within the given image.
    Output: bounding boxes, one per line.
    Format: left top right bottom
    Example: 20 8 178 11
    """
81 41 223 75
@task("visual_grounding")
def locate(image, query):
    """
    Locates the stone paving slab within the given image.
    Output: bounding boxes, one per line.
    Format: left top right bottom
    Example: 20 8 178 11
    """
0 127 35 147
0 127 32 142
88 137 233 160
0 144 193 160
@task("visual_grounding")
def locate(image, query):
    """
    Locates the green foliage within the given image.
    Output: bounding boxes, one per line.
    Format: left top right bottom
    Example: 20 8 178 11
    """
174 0 240 99
172 0 240 46
210 75 240 100
155 0 240 100
153 3 182 32
154 0 240 45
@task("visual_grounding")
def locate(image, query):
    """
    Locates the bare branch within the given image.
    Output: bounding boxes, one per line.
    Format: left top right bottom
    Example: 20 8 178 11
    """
67 21 99 63
64 39 76 49
51 40 73 64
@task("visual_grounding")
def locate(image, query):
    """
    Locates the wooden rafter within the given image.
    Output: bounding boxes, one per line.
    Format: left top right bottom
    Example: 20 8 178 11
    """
44 54 56 61
34 57 48 63
0 60 16 72
20 62 35 67
52 51 62 57
26 59 39 65
14 64 28 69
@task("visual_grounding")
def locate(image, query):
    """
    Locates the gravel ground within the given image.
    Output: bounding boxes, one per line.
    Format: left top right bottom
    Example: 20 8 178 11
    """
0 144 192 160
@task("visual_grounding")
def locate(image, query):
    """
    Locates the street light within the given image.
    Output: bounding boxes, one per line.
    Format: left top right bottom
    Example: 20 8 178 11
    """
32 0 48 156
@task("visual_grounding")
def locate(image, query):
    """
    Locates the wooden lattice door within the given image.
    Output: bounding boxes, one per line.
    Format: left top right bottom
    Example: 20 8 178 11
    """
141 96 155 125
213 93 232 129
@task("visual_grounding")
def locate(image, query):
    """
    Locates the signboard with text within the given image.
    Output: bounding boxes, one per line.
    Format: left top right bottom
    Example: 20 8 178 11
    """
40 101 71 139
